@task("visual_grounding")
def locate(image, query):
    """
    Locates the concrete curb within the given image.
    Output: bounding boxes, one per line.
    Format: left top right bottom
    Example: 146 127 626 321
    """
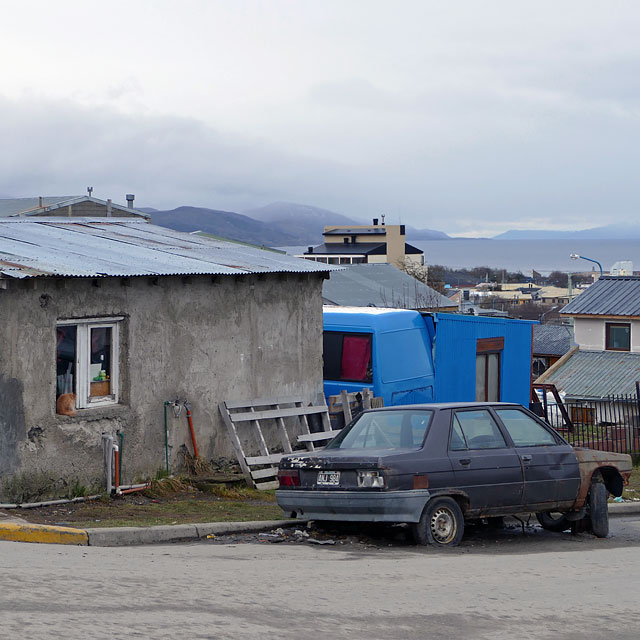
0 522 88 545
86 519 305 547
608 502 640 517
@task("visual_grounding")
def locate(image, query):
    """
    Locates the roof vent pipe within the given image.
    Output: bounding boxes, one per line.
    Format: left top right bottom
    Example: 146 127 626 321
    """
373 218 378 226
106 198 112 217
126 194 135 208
38 196 43 207
381 214 386 226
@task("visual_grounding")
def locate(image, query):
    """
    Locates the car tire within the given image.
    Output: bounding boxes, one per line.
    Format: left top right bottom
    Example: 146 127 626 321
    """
589 479 609 538
413 497 464 547
536 512 571 533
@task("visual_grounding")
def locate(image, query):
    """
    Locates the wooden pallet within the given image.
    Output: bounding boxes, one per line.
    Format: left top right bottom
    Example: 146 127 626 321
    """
218 396 340 490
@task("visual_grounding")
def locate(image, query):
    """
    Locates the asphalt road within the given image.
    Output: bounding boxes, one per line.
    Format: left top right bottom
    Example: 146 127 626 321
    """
2 517 640 640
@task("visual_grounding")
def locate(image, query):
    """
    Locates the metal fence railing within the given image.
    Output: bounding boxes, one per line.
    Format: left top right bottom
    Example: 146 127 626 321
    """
532 384 640 455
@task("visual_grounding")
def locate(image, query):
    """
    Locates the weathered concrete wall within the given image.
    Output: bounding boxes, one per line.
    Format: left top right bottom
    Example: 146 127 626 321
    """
0 273 325 500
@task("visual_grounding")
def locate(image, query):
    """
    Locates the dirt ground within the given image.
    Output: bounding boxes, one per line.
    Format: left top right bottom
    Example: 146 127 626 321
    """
13 480 283 528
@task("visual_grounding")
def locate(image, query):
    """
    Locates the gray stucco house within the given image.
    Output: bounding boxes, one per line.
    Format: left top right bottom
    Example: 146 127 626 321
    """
0 216 331 501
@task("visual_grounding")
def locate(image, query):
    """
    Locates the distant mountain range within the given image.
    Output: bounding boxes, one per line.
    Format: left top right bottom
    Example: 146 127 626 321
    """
144 201 449 246
494 224 640 240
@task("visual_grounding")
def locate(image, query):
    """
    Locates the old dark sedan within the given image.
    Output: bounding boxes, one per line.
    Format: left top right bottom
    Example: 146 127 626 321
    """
276 402 632 546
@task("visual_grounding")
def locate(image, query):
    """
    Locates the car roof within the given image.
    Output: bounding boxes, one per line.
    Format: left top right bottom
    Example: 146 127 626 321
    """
366 402 523 411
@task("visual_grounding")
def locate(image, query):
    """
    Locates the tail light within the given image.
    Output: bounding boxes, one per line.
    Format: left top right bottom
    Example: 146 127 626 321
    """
278 469 300 487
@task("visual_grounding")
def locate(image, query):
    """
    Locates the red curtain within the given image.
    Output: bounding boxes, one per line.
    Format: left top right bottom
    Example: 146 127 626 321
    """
340 335 371 381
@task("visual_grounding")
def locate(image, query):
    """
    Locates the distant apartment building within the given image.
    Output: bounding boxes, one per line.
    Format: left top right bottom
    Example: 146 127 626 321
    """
300 218 424 266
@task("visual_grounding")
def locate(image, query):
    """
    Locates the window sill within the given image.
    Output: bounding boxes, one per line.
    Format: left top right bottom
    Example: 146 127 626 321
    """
55 404 129 423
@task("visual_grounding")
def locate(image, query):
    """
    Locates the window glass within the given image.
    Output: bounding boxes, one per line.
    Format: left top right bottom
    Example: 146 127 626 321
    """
450 420 467 451
326 410 432 450
496 409 557 447
90 327 112 398
323 332 372 382
487 353 500 401
606 324 630 351
453 410 507 450
340 335 372 381
56 320 120 412
56 325 76 399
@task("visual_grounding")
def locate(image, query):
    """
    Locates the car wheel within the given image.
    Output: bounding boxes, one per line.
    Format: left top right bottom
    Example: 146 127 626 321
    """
413 497 464 547
536 512 571 532
589 479 609 538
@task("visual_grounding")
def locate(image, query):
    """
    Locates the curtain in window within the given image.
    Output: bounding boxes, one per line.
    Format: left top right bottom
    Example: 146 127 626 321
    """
340 335 371 381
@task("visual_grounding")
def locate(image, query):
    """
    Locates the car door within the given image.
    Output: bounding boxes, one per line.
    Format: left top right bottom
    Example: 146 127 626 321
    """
493 407 580 507
448 409 524 510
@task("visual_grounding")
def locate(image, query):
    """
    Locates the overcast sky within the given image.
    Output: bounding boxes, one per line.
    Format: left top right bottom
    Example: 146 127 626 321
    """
2 1 640 236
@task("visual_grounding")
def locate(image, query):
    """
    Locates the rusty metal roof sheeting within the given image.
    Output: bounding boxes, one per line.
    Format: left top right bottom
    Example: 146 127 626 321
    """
0 218 336 279
541 349 640 398
561 276 640 316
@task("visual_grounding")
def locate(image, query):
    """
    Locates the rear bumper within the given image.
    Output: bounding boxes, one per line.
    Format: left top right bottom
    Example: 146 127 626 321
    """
276 489 431 523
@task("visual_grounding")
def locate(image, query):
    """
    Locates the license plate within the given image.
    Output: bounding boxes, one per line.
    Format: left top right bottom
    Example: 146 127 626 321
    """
317 470 340 486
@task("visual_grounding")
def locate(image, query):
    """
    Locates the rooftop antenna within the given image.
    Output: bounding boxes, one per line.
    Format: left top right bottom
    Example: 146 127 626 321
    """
87 186 93 197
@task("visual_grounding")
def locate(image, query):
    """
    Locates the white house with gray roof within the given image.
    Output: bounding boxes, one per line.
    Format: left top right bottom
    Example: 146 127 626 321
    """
537 276 640 398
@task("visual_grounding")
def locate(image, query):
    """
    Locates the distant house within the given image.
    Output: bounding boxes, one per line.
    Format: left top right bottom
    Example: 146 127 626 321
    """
322 263 457 312
300 218 424 267
537 276 640 398
532 324 574 378
0 194 150 220
0 217 332 500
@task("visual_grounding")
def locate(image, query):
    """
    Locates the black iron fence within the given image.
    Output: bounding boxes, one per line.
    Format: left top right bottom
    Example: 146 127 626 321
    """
532 384 640 455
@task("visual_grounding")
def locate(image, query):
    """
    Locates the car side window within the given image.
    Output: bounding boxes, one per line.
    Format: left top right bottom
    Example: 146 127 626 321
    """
453 410 507 450
495 409 558 447
450 419 468 451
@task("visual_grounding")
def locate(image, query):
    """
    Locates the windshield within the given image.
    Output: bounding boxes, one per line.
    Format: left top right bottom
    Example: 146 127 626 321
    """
326 410 433 450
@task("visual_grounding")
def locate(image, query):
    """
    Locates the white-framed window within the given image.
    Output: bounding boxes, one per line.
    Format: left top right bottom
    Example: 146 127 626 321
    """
56 317 122 410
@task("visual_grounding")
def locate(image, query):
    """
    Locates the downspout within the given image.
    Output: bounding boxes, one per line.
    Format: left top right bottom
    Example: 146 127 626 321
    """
184 401 199 458
163 401 171 473
117 430 124 487
113 443 121 495
102 433 114 494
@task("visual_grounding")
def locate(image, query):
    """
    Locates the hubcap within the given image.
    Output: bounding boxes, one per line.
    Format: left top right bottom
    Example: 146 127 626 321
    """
430 507 456 544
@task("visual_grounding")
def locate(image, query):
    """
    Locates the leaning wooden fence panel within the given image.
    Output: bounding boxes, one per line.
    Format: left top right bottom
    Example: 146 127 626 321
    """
219 396 340 490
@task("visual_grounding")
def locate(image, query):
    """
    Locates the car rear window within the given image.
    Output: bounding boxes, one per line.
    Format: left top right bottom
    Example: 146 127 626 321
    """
326 410 433 450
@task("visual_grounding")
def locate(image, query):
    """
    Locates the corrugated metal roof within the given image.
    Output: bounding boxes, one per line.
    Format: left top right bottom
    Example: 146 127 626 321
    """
541 349 640 398
0 218 336 278
561 276 640 316
533 324 574 356
323 263 455 310
0 197 79 217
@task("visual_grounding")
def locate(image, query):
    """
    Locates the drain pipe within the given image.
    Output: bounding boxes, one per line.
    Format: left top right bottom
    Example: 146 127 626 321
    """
102 433 114 494
163 401 171 473
113 443 121 495
117 430 124 486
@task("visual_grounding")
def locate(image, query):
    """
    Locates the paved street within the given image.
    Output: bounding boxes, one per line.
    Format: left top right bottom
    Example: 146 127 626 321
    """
2 518 640 639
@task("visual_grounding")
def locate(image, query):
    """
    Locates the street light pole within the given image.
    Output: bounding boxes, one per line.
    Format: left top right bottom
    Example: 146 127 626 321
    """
569 253 603 278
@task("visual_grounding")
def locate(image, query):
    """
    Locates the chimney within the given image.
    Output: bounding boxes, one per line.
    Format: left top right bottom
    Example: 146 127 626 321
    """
400 224 405 236
38 196 43 207
307 246 313 254
106 198 112 217
87 186 93 197
126 194 135 208
381 214 386 226
343 238 349 244
373 218 379 226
